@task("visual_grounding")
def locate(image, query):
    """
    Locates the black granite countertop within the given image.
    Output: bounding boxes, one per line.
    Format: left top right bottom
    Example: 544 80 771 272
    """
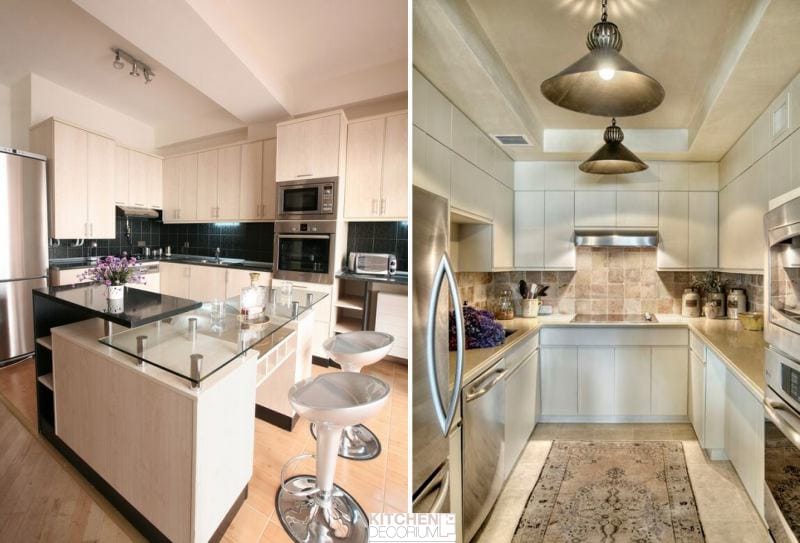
336 270 408 285
33 284 202 328
49 256 273 272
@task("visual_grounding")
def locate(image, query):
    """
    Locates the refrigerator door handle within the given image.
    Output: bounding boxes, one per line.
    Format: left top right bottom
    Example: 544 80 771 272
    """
426 253 464 436
412 460 450 514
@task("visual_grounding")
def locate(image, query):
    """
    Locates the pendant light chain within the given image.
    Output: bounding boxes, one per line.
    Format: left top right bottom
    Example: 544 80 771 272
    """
601 0 608 22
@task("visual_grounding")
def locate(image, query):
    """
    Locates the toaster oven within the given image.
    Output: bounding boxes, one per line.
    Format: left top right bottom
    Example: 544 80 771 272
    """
348 252 397 276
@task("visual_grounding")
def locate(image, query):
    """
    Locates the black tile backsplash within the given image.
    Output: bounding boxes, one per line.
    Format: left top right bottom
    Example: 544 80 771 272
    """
346 221 408 272
48 211 275 263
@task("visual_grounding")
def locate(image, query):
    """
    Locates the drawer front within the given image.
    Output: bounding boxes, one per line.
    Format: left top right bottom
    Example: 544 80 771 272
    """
541 327 688 346
689 332 706 361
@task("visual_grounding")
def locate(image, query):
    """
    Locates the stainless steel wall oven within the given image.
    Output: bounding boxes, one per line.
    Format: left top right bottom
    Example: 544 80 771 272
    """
273 221 336 284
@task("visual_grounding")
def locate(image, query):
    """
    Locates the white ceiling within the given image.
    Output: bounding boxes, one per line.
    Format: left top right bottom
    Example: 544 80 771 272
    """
414 0 800 161
0 0 407 148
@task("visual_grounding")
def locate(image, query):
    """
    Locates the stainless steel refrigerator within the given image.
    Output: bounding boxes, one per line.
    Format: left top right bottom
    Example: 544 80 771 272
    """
0 148 48 366
412 186 465 517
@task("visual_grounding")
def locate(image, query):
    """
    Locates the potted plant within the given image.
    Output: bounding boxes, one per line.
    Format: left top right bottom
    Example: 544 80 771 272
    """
79 256 146 300
690 271 729 318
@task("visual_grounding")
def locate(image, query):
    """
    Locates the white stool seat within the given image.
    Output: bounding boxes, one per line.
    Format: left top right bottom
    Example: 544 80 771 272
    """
289 372 390 427
322 331 394 372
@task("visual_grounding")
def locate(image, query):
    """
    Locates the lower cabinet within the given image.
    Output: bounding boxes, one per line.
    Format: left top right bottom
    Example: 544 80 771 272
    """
577 347 614 416
726 372 765 517
160 263 191 299
504 346 539 478
614 347 651 416
159 263 232 302
540 347 578 416
689 351 706 444
651 347 688 416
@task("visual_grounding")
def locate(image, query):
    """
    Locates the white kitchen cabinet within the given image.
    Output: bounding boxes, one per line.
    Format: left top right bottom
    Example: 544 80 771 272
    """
515 162 545 190
768 136 793 201
239 141 265 221
114 146 129 205
688 192 717 268
688 162 719 191
196 149 218 221
514 191 544 268
704 348 727 455
451 155 493 220
412 68 429 132
753 110 772 161
793 131 800 197
577 347 614 416
276 113 343 182
492 182 514 269
718 160 768 271
189 265 227 302
427 81 452 148
115 146 163 210
127 149 148 207
49 267 93 286
225 268 271 299
575 191 616 227
657 191 688 269
770 88 791 147
505 346 539 478
544 191 575 269
619 163 660 191
540 347 578 416
381 113 408 219
159 262 190 299
725 370 765 516
374 293 408 359
616 191 658 227
651 347 688 416
86 132 116 239
614 347 651 416
129 272 160 294
659 162 689 191
451 107 477 164
575 166 616 191
689 351 706 445
413 129 451 198
544 162 574 190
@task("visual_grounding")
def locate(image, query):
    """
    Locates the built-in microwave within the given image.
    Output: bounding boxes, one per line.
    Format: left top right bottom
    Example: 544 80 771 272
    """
277 178 337 220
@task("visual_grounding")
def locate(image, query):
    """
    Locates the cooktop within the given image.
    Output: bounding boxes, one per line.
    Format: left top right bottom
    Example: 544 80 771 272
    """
571 313 658 323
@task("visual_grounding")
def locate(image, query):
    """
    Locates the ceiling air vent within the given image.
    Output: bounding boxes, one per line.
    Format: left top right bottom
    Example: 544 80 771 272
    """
492 134 532 146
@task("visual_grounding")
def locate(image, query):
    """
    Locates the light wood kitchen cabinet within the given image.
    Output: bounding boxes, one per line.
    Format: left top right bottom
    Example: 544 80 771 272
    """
260 140 278 220
540 347 578 416
514 191 544 268
114 146 129 205
225 268 271 299
719 160 768 271
146 154 163 209
31 119 115 239
374 293 408 359
189 265 227 302
163 154 198 222
575 191 616 227
544 191 575 269
616 191 658 227
725 369 764 516
614 347 651 416
276 112 343 182
127 149 148 207
196 147 241 221
651 347 688 416
159 262 190 299
492 182 514 269
239 141 270 221
196 150 218 221
162 158 180 222
577 347 614 416
114 146 163 210
344 112 408 220
657 191 689 269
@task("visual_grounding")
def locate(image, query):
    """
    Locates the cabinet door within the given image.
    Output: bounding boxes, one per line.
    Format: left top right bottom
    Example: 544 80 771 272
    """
514 191 544 268
427 84 452 147
614 347 651 416
651 347 688 416
768 136 793 201
178 154 199 220
128 150 148 207
688 192 717 268
523 350 539 438
225 268 270 299
160 263 190 298
114 146 129 205
374 293 408 359
276 121 312 181
146 155 163 209
492 182 514 269
540 347 578 416
261 140 277 220
726 373 765 516
86 133 115 238
239 142 264 221
416 131 451 198
719 163 767 271
451 156 492 219
162 158 181 223
704 349 727 451
196 150 218 221
412 69 429 132
311 114 342 179
544 191 575 269
690 352 706 446
344 117 384 219
381 113 408 219
217 146 241 220
657 192 688 269
577 347 614 416
52 122 88 238
616 191 658 227
575 191 615 227
188 265 226 302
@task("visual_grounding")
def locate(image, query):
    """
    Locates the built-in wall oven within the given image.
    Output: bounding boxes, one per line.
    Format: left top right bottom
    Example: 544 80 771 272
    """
277 178 337 220
273 221 336 284
766 196 800 357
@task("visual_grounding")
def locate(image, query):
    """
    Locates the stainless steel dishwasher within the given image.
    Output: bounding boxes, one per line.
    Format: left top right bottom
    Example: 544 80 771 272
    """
462 357 506 542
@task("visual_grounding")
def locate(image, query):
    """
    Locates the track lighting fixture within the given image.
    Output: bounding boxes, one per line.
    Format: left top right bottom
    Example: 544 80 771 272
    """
110 48 154 86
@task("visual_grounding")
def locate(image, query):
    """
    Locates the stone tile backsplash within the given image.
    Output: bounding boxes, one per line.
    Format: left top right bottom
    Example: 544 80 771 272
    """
456 247 764 315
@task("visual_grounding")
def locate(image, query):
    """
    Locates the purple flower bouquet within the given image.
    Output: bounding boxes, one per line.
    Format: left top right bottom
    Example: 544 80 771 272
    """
449 305 506 351
78 256 146 287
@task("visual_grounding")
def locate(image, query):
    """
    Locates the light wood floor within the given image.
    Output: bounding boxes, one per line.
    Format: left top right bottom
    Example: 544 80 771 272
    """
0 358 409 542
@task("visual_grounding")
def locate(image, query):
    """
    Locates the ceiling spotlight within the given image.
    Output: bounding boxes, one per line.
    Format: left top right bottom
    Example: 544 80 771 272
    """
113 50 124 70
130 61 140 77
579 118 648 175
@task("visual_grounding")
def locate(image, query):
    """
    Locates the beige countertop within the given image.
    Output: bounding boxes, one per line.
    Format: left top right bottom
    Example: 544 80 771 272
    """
450 314 767 397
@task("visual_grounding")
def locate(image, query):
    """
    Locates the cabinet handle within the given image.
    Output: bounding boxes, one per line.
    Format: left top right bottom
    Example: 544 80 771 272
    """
296 173 313 178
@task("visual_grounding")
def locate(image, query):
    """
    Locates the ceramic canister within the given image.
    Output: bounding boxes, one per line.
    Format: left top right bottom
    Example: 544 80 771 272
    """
681 289 700 318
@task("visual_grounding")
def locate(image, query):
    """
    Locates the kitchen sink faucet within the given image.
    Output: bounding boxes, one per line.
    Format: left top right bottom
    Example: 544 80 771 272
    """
214 247 221 263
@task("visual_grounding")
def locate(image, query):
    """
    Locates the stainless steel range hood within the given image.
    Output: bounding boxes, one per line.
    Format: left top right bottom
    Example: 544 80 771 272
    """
574 228 658 248
117 206 160 219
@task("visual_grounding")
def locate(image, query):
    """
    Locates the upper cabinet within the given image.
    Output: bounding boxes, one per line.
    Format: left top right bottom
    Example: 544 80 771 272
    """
30 118 115 239
276 112 345 182
113 145 163 210
344 112 408 220
239 140 277 221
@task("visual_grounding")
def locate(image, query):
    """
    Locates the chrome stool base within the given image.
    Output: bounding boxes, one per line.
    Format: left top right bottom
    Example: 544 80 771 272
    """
311 423 382 461
276 475 369 543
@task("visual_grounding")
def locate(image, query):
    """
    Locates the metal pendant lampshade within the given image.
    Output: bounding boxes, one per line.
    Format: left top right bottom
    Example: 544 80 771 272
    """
540 0 665 117
580 119 647 174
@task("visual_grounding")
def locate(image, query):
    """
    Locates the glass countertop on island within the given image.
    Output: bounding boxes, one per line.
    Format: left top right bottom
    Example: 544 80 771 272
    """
98 291 328 387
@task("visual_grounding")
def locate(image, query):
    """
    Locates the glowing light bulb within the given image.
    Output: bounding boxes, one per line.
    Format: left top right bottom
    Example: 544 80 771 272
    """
599 68 616 81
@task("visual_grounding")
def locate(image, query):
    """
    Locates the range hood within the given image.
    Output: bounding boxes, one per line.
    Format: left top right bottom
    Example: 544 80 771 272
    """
574 228 658 248
117 205 160 219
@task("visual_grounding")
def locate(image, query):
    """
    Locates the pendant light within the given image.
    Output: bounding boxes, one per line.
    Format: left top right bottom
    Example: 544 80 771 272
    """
579 119 647 174
540 0 665 117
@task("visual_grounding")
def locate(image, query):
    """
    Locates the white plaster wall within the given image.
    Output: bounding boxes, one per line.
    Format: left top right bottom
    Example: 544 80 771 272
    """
10 76 31 150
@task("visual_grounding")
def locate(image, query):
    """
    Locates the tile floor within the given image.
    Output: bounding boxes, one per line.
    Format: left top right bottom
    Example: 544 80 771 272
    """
475 423 770 543
0 357 408 542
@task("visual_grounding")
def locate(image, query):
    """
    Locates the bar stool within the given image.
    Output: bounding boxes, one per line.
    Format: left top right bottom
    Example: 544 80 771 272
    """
312 331 394 460
276 372 390 543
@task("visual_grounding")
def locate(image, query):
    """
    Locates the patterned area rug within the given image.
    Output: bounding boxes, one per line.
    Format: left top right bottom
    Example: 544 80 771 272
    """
513 441 704 542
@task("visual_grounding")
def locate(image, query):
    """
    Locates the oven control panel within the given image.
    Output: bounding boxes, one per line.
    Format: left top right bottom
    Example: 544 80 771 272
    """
321 184 334 213
289 223 320 233
783 364 800 404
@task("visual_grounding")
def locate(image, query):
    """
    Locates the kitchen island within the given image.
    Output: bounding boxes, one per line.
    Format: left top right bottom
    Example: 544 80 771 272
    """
31 284 325 543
